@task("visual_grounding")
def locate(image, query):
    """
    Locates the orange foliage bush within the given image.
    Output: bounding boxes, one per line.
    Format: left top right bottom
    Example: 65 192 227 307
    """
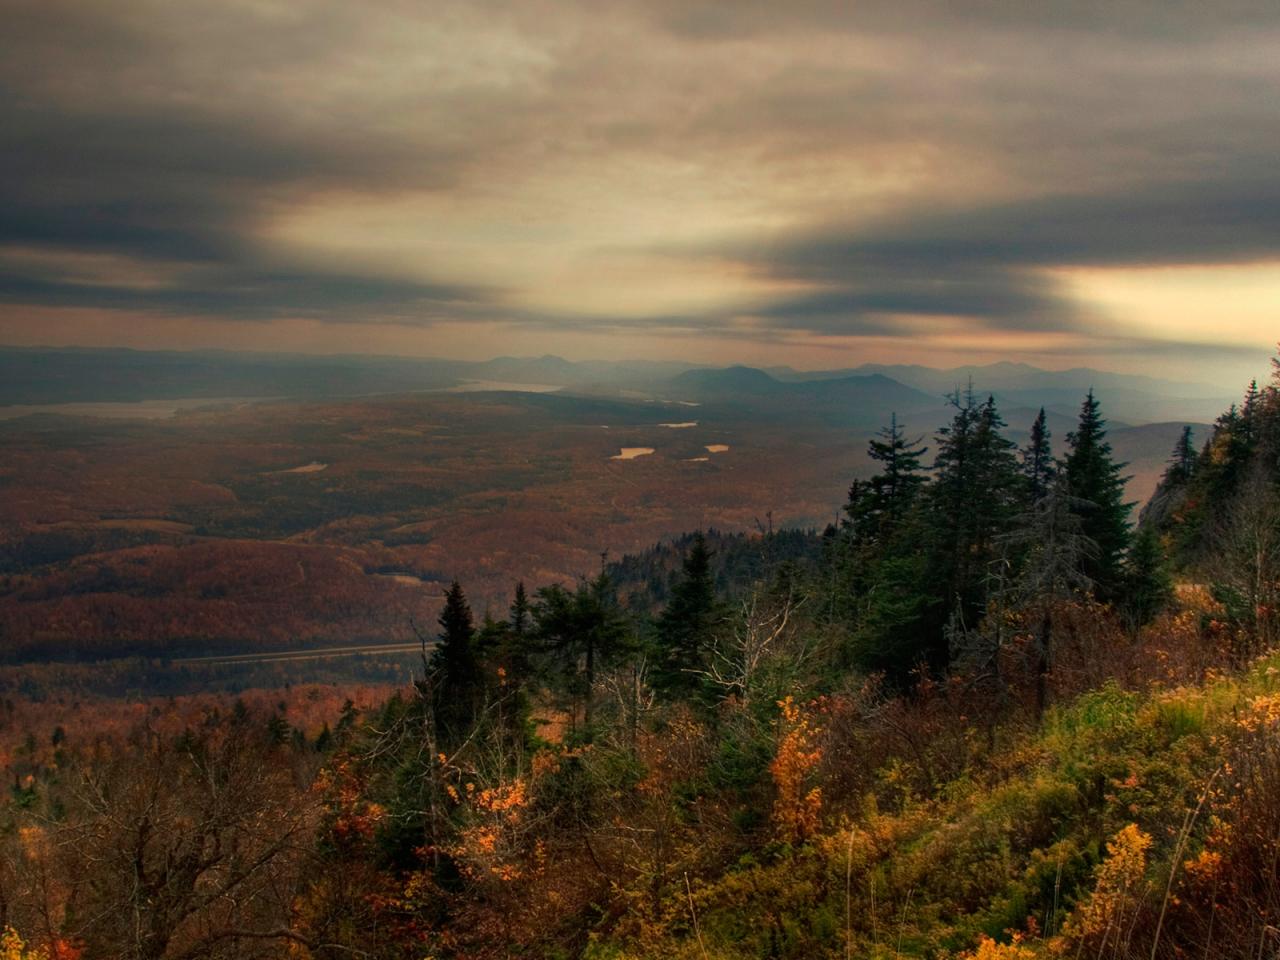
770 696 824 843
1057 823 1152 955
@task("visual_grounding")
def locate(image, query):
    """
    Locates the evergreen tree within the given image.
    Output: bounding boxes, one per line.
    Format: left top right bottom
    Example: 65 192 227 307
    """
1165 425 1197 485
1177 404 1252 559
510 581 530 638
1021 407 1054 501
835 415 928 635
1004 473 1097 717
314 722 333 753
1241 379 1261 449
467 592 536 762
845 413 928 546
532 572 631 740
335 698 358 743
653 532 722 699
1139 425 1198 534
1062 390 1132 600
266 711 290 746
1122 525 1173 629
490 582 533 688
925 390 1022 667
852 539 932 683
431 580 482 747
1261 347 1280 468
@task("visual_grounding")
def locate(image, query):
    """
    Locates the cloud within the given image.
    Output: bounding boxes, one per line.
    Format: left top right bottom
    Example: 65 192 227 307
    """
711 176 1280 337
0 0 1277 367
645 0 1280 42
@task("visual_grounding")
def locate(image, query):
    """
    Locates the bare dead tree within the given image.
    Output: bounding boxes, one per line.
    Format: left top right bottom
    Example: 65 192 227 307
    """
699 583 806 709
1213 464 1280 660
26 716 336 960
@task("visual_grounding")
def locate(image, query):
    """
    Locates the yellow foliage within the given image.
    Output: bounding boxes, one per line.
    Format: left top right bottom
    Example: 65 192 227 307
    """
0 928 47 960
446 776 534 883
1181 847 1222 885
963 934 1039 959
1058 823 1152 948
1236 692 1280 732
770 696 824 843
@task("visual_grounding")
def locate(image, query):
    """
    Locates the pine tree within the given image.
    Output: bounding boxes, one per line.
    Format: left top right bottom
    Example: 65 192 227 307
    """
1261 346 1280 467
853 541 932 683
1062 390 1132 600
1139 425 1198 533
336 698 358 742
314 723 333 753
532 572 631 740
836 415 928 632
926 390 1022 666
431 580 481 747
1003 473 1097 718
1122 525 1173 629
493 582 533 688
1165 425 1197 485
1191 404 1251 530
1021 407 1054 502
1241 379 1261 448
266 711 290 745
510 581 530 638
844 413 928 545
653 532 722 699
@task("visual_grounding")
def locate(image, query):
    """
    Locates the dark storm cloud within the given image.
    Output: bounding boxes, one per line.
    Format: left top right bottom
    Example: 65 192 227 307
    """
647 0 1280 41
780 180 1280 272
1 0 1279 351
0 265 488 322
0 0 502 321
743 271 1072 337
722 176 1280 336
0 97 485 318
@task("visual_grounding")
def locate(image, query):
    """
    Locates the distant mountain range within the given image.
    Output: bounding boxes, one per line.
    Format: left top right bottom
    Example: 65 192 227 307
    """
0 346 1240 427
765 359 1227 398
663 366 939 428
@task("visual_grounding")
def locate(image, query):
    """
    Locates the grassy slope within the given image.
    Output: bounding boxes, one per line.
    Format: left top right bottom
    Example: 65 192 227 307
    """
586 652 1280 960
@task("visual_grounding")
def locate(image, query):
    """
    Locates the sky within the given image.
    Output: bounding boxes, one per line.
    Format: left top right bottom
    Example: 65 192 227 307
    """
1 0 1278 385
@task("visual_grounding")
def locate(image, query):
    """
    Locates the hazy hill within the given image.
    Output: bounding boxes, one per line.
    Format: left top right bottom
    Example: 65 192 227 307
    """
465 354 703 387
770 359 1226 399
0 347 1237 430
1109 420 1208 504
668 364 789 397
0 347 461 405
769 360 1235 423
666 365 939 425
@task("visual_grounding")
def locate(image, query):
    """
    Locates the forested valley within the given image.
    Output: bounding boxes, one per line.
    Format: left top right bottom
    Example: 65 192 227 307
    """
3 354 1280 960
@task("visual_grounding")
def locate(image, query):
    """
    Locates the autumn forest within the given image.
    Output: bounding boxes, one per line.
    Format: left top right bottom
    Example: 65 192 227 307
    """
0 351 1277 960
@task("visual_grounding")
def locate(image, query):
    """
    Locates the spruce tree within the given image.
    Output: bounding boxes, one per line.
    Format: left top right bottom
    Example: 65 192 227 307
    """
653 532 721 699
1122 525 1173 629
431 580 481 746
1242 379 1261 448
853 544 932 683
510 582 530 638
532 572 631 740
1005 473 1097 717
838 414 929 632
1021 407 1054 502
1166 425 1197 485
845 413 928 545
1262 347 1280 466
1139 425 1198 534
497 581 534 688
926 390 1021 665
1062 390 1132 600
266 712 290 745
1181 404 1251 556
